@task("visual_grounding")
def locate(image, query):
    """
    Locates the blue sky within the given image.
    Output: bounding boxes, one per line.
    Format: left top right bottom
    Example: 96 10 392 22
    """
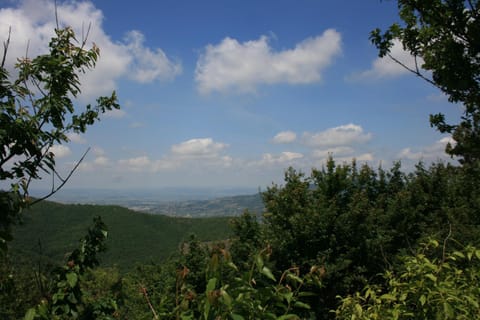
0 0 461 190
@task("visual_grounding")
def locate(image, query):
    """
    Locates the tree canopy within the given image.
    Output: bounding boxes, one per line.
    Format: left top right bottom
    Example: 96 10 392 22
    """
0 26 119 254
371 0 480 164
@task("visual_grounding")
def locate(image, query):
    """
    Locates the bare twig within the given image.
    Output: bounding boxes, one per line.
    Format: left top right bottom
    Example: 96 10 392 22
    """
387 53 441 90
141 286 159 320
54 0 59 30
442 223 452 263
80 22 92 50
1 26 11 68
30 147 91 205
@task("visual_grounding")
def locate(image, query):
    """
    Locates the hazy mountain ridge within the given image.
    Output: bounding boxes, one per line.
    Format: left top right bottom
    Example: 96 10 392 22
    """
140 194 264 217
29 188 264 217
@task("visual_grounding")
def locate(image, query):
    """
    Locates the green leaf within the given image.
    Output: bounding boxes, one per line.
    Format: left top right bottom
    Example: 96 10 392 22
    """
294 301 311 309
425 273 437 282
380 293 397 301
261 266 276 281
24 308 36 320
475 250 480 260
256 254 264 269
66 272 78 288
206 277 217 292
221 289 232 307
230 313 245 320
354 303 363 315
277 315 300 320
419 295 426 306
286 273 303 284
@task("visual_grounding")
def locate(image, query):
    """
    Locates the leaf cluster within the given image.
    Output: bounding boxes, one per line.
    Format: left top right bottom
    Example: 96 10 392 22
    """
335 240 480 319
371 0 480 163
0 26 120 255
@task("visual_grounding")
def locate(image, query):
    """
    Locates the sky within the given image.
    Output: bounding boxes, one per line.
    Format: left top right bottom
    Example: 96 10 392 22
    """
0 0 462 190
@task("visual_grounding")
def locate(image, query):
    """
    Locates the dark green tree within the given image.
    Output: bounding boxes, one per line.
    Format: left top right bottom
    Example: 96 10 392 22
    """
260 157 480 318
371 0 480 164
335 240 480 320
0 26 119 254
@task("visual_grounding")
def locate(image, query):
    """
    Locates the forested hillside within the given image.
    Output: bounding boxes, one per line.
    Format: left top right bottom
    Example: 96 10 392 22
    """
12 201 232 269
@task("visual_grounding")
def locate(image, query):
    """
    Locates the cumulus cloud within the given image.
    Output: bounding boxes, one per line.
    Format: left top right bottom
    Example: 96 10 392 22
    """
67 132 87 144
348 40 422 81
253 152 304 166
273 131 297 144
303 124 372 148
50 145 71 158
92 147 106 156
311 146 355 159
195 29 341 94
171 138 228 158
0 0 181 101
398 137 455 161
93 156 110 166
124 30 182 83
115 138 231 173
118 156 151 171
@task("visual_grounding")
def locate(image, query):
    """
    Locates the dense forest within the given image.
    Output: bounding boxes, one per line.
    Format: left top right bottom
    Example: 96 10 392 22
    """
2 0 480 319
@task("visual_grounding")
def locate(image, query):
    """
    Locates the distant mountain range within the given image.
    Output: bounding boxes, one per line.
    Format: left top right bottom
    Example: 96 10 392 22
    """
143 194 264 217
28 187 265 217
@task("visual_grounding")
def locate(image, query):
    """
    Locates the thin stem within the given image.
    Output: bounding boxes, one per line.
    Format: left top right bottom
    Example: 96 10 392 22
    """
442 223 452 263
1 26 11 68
30 147 90 205
387 53 440 89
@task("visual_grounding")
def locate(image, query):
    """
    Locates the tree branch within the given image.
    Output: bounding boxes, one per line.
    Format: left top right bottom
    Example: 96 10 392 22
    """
387 53 441 90
1 26 11 69
30 147 90 205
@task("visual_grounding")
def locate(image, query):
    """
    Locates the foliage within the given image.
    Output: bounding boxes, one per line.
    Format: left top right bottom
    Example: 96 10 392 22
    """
119 261 179 319
0 253 54 319
229 210 263 271
25 216 117 319
12 201 232 270
0 26 119 254
371 0 480 163
335 240 480 319
260 158 480 318
160 245 322 320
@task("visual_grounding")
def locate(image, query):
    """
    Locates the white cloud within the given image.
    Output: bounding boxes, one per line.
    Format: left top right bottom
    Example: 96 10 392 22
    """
398 137 455 161
115 138 231 173
273 131 297 144
92 147 106 156
171 138 228 157
93 156 109 166
50 145 71 158
349 40 422 81
118 156 152 171
0 0 181 101
311 146 355 159
254 151 304 166
195 29 341 94
67 132 87 144
351 153 374 162
103 108 127 119
303 124 372 147
124 30 182 83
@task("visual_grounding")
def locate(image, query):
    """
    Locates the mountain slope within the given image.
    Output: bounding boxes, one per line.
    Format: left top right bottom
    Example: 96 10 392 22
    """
11 201 232 270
